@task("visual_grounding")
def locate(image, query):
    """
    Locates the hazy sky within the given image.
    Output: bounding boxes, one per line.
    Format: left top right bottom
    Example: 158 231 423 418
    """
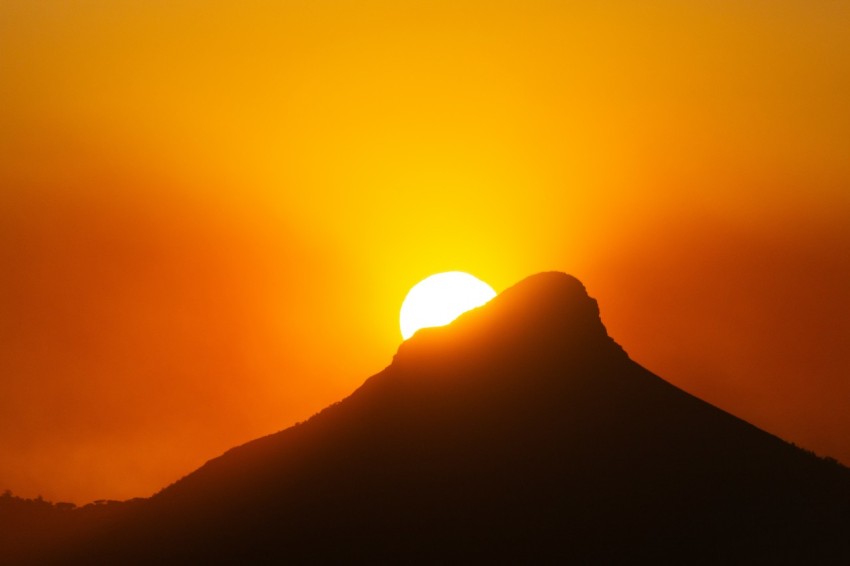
2 0 849 503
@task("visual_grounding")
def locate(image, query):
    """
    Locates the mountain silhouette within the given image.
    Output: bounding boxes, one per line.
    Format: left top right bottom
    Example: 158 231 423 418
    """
5 272 850 564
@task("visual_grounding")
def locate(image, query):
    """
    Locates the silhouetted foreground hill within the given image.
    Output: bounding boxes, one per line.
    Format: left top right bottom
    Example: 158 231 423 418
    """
5 273 850 564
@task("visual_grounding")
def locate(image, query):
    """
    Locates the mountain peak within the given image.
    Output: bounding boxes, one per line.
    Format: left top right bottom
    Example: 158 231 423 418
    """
393 271 625 368
485 271 602 330
499 270 589 300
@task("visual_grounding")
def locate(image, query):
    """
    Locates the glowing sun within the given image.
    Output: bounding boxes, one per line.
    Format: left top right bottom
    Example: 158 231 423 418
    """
400 271 497 339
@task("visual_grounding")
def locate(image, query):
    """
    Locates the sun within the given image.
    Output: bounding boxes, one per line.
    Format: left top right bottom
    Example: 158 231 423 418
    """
400 271 497 340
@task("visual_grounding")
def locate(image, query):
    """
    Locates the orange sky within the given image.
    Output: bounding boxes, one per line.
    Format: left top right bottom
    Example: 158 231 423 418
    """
2 0 849 503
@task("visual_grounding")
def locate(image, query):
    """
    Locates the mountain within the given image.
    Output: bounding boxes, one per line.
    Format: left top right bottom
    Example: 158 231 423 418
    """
6 272 850 564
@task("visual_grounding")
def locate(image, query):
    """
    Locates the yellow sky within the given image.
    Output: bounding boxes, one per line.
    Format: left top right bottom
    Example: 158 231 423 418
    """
2 0 849 503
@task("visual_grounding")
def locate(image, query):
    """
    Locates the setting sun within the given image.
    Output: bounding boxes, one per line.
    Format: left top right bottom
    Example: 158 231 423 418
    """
400 272 497 340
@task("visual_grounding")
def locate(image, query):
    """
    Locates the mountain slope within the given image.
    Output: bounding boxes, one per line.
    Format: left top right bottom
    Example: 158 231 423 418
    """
19 273 850 563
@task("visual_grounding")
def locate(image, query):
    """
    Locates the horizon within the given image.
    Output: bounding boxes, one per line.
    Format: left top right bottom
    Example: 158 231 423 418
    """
2 0 849 505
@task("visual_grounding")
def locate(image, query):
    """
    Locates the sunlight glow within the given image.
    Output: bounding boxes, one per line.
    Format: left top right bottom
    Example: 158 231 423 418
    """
399 272 496 340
